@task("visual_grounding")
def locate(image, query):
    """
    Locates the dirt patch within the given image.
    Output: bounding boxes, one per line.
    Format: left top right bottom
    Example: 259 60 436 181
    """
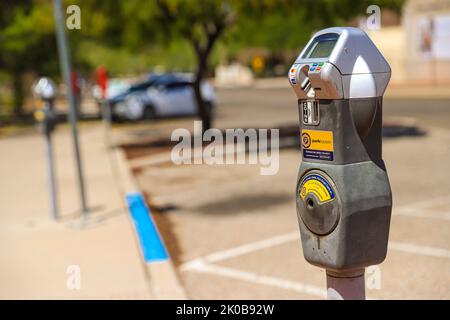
121 124 301 160
124 145 171 160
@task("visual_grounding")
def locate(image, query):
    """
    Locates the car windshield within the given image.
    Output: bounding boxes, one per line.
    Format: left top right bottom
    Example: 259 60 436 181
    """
129 74 184 91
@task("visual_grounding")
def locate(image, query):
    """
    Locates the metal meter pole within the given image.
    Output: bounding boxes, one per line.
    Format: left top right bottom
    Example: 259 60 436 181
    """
53 0 88 221
326 270 366 300
45 115 58 220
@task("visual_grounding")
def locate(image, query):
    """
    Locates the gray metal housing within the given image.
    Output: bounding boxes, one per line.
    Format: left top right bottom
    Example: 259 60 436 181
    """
295 98 392 275
290 27 393 276
289 27 391 100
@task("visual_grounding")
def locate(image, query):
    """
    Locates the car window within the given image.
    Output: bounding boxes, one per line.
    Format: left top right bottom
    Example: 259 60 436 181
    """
166 81 192 90
130 80 154 91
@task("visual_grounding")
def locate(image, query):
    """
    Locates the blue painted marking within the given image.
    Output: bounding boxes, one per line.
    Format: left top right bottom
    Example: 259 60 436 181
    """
126 192 169 263
309 67 316 71
312 63 318 67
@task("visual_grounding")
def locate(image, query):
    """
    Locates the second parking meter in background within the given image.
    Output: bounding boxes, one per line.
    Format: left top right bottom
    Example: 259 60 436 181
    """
34 78 57 135
33 77 59 220
289 27 392 299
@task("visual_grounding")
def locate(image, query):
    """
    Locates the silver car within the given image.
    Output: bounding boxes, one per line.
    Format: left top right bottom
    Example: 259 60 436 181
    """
113 74 216 121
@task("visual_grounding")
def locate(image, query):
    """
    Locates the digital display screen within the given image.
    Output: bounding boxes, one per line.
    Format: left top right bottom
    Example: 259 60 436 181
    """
302 33 339 59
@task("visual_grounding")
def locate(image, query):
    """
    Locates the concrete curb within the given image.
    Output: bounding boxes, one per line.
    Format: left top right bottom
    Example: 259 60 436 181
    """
113 146 187 299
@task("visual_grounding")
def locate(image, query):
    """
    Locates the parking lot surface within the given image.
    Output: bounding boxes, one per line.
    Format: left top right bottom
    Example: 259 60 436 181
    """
126 86 450 299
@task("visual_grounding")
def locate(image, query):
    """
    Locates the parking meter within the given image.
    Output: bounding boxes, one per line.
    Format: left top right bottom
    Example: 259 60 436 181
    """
33 77 57 135
288 27 392 283
32 77 59 220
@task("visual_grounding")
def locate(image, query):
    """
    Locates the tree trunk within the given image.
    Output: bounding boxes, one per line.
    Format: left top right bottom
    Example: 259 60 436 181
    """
12 72 24 117
189 24 225 134
193 56 212 133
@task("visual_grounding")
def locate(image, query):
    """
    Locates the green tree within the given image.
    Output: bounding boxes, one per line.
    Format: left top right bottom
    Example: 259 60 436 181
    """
155 0 234 131
153 0 405 131
70 1 184 81
0 1 57 117
0 0 405 121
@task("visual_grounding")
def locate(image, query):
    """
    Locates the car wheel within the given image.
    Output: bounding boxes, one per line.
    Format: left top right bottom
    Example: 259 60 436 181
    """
142 105 156 120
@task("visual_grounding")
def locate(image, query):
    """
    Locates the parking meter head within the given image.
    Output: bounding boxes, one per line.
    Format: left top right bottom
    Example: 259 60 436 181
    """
32 77 57 101
32 77 57 134
289 27 392 275
289 27 391 100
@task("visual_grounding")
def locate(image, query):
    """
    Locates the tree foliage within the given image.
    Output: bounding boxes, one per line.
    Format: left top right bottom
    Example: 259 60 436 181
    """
0 0 405 119
0 1 57 116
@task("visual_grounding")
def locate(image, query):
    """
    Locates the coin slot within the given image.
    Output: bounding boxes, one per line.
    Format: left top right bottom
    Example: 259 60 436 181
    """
302 100 320 125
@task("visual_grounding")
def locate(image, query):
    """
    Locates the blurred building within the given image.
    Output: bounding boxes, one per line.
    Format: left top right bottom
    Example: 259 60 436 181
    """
367 0 450 85
215 63 254 87
403 0 450 84
367 26 406 84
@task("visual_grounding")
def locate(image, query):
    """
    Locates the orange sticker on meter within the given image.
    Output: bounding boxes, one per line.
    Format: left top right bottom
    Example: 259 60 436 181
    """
301 129 334 161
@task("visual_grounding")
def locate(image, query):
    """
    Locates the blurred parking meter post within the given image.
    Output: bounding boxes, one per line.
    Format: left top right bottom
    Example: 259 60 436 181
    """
33 78 59 220
53 0 88 221
288 27 392 300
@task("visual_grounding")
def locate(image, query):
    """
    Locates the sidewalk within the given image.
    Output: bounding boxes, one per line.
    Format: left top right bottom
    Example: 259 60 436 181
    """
0 124 153 299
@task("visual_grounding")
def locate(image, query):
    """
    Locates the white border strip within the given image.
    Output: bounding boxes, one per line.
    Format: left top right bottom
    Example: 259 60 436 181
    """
183 259 327 299
389 241 450 259
181 232 450 273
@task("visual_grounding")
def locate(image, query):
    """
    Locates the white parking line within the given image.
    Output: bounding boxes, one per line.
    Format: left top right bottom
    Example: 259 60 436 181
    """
181 231 450 274
179 197 450 297
182 257 381 299
179 233 298 271
396 196 450 211
180 233 450 298
202 233 299 264
394 210 450 221
182 258 327 299
388 241 450 259
393 196 450 221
